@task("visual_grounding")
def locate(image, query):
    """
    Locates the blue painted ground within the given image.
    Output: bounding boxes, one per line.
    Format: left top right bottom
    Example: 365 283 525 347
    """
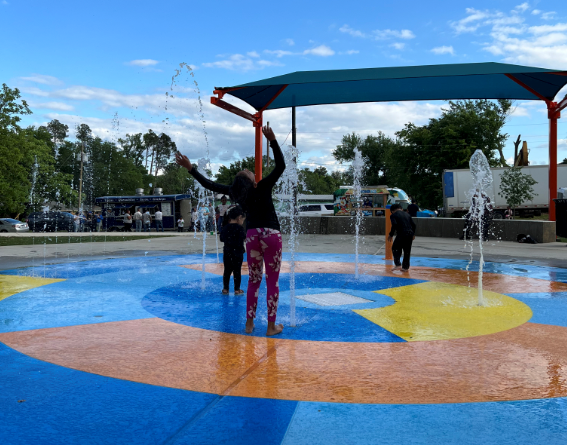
2 254 567 444
3 342 567 445
142 273 420 342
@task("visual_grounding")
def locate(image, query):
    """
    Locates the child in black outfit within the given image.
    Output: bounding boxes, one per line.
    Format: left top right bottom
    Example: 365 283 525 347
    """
387 203 416 271
220 206 247 295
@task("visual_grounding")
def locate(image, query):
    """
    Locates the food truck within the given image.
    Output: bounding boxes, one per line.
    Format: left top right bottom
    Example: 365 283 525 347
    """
333 186 410 216
95 190 192 231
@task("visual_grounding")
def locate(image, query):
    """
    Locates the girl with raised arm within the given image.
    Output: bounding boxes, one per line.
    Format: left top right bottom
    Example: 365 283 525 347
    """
175 126 286 336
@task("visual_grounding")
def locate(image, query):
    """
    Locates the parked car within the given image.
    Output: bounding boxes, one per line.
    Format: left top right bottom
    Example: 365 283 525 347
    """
0 218 29 233
27 211 75 232
297 204 335 217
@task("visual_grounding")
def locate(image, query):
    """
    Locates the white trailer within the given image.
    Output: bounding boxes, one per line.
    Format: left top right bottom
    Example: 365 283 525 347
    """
443 164 567 218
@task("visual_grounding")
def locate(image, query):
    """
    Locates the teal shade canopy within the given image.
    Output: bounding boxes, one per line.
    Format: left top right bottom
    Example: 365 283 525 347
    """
216 62 567 111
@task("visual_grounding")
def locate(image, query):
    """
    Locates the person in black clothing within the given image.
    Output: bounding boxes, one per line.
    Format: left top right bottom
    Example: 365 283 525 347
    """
175 125 286 337
220 206 247 296
388 203 416 271
407 201 419 218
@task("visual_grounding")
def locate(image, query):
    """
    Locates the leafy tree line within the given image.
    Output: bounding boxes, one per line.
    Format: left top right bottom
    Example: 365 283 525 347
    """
333 100 515 209
0 83 188 217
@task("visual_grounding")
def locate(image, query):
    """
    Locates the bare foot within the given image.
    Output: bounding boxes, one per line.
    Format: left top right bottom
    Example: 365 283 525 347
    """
401 268 409 272
245 319 255 334
266 323 284 336
222 289 229 295
234 289 244 295
392 265 401 271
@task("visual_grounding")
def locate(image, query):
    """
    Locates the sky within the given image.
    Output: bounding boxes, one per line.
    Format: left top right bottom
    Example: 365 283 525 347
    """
2 0 567 175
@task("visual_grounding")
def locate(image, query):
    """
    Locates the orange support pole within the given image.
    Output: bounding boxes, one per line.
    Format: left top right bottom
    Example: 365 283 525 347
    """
548 103 559 222
384 208 393 261
254 112 263 182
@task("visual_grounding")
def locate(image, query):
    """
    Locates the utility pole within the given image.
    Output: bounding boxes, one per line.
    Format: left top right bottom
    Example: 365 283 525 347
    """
266 121 270 171
78 141 85 212
291 107 298 215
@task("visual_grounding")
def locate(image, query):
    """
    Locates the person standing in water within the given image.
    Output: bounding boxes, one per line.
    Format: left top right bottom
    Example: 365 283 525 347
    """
220 205 246 296
175 126 285 336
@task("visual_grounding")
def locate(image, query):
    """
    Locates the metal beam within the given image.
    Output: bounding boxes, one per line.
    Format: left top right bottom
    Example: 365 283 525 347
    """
210 97 257 123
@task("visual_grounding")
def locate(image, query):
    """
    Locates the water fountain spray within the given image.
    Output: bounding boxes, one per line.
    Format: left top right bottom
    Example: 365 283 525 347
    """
467 149 494 306
276 144 300 327
352 149 364 279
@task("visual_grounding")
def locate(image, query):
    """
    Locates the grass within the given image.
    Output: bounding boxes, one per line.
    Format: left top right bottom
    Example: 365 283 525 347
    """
0 234 174 247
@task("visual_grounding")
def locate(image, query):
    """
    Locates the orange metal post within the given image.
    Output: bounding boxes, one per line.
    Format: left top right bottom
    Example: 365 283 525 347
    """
385 208 393 261
548 103 559 221
254 112 263 182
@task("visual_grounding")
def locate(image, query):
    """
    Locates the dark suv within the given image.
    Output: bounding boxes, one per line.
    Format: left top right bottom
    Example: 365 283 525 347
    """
27 212 75 232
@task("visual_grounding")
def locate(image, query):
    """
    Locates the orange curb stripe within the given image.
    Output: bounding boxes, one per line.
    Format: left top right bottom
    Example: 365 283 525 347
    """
182 261 567 294
2 319 567 404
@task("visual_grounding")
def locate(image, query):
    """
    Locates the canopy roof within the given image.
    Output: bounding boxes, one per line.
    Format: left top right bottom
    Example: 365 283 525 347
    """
217 62 567 111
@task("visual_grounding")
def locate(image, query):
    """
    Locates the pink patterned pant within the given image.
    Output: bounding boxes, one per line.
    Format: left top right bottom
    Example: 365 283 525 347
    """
245 228 283 322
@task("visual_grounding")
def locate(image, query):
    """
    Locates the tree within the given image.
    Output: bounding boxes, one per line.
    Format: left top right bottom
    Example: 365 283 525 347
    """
153 133 176 184
158 163 195 195
0 83 31 130
299 167 340 194
45 119 69 152
215 156 274 185
561 158 567 164
0 85 34 215
333 131 397 185
118 133 145 167
385 99 512 209
498 167 538 218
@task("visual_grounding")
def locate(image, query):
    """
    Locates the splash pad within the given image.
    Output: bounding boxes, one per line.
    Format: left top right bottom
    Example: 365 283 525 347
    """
2 248 567 443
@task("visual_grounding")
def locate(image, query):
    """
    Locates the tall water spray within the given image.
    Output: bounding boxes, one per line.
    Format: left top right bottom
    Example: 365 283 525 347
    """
467 149 494 306
352 149 364 279
276 145 300 327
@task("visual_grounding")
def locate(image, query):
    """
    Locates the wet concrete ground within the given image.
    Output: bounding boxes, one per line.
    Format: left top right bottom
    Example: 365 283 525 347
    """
1 235 567 444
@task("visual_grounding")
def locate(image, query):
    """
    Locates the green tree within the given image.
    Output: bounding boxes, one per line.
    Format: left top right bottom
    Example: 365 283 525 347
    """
215 156 274 185
333 131 397 185
118 133 145 167
385 99 512 209
561 158 567 164
299 166 340 194
158 163 195 195
498 167 538 218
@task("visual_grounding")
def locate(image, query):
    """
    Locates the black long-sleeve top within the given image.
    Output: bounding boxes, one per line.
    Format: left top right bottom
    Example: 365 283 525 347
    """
389 210 416 237
220 223 246 254
189 140 286 231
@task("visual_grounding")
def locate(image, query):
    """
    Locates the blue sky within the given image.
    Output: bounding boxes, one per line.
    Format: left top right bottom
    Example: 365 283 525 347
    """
1 0 566 173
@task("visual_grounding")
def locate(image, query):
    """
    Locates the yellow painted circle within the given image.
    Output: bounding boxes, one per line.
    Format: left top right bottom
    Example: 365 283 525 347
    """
354 282 533 341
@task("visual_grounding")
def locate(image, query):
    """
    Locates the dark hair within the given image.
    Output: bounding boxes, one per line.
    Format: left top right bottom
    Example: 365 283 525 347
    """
390 203 402 212
229 173 253 210
227 205 245 221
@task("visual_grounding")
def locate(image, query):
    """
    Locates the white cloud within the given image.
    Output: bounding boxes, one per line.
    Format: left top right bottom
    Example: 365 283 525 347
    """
374 29 415 40
339 24 367 38
451 8 491 33
451 7 567 68
264 49 295 58
247 51 260 58
27 101 74 111
284 38 295 46
431 45 455 55
542 12 556 20
303 45 335 57
20 74 62 86
202 54 281 71
126 59 159 67
514 3 529 13
341 50 360 55
391 43 405 50
532 9 541 15
340 24 415 40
